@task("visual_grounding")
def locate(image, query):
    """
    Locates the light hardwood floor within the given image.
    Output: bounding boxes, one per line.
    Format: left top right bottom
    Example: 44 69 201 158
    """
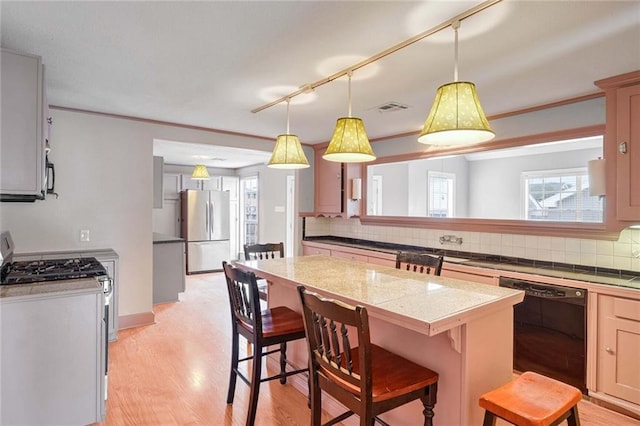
96 272 640 426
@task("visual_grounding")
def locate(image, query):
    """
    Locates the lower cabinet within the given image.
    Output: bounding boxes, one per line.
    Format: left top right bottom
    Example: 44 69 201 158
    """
0 288 105 425
597 294 640 405
303 245 331 256
153 239 186 304
441 266 500 286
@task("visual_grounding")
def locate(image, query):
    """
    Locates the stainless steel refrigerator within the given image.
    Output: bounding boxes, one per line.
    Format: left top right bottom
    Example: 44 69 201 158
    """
180 189 230 273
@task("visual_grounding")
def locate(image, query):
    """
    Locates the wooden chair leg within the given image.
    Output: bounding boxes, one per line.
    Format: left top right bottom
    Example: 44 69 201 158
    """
482 411 497 426
246 343 262 426
420 382 437 426
227 330 239 404
567 405 581 426
279 342 287 384
310 372 322 426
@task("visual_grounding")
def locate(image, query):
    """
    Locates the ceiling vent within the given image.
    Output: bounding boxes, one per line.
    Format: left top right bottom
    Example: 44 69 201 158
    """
375 101 410 113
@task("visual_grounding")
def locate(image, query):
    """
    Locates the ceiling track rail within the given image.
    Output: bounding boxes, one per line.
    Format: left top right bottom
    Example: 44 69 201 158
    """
251 0 503 114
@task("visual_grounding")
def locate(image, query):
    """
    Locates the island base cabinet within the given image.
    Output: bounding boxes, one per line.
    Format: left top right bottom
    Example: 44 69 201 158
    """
598 295 640 406
265 269 515 426
0 290 105 425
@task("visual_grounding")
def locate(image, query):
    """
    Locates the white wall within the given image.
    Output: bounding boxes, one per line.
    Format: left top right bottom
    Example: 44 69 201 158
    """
0 108 276 318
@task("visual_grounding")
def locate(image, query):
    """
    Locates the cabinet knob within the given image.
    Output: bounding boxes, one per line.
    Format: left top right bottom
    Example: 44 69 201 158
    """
619 142 627 154
605 346 614 354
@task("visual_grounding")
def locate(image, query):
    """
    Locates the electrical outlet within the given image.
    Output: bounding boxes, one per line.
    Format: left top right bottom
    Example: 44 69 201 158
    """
80 229 90 242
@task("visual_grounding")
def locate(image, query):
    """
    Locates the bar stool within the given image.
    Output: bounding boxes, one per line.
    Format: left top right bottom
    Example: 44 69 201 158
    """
222 261 307 426
479 371 582 426
297 285 439 426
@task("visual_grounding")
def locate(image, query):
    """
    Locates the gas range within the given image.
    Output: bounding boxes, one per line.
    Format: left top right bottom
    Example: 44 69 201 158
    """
1 256 108 284
0 231 109 286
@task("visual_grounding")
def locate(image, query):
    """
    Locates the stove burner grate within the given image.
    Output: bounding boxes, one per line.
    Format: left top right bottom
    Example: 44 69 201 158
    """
1 257 107 285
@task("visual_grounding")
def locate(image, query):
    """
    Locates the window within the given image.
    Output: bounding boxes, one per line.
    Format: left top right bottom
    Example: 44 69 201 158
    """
523 168 603 222
428 171 455 218
240 175 258 245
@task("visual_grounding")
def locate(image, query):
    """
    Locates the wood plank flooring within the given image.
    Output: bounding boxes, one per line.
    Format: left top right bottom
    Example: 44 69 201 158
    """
95 272 640 426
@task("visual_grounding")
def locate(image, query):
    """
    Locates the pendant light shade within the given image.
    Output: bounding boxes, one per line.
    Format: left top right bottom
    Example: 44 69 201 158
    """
268 98 310 169
268 134 310 169
191 164 210 180
418 20 494 146
323 73 376 163
323 117 376 163
418 81 494 145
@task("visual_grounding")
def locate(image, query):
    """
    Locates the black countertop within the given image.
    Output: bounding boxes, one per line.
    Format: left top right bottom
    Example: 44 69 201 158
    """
304 236 640 291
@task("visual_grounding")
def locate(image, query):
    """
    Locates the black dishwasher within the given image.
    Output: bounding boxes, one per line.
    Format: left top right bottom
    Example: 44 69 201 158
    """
499 277 587 393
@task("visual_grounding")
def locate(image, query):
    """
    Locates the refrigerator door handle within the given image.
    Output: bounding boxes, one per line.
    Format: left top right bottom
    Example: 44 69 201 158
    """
210 201 215 236
205 201 209 236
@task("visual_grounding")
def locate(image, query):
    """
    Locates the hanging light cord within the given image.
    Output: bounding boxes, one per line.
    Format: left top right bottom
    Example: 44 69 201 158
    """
452 20 460 82
347 72 353 117
286 97 290 134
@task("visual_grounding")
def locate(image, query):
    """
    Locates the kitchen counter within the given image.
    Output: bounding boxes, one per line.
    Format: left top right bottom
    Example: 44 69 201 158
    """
0 277 101 298
153 232 185 244
237 255 523 425
304 236 640 290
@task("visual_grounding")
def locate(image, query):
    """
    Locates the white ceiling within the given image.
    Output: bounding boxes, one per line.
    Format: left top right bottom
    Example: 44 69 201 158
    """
2 1 639 168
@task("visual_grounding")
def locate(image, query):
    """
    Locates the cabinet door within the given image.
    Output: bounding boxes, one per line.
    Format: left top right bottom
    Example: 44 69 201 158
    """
222 176 239 201
616 84 640 220
201 176 222 191
303 246 331 256
315 157 343 213
163 173 181 199
0 49 45 195
599 295 640 404
441 268 499 286
331 249 368 263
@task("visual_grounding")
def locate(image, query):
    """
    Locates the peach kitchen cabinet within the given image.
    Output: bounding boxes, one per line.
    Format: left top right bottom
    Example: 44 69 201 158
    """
597 294 640 406
313 145 363 217
596 71 640 221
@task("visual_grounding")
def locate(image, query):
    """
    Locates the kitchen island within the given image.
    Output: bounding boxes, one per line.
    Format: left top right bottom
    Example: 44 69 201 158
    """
237 255 524 426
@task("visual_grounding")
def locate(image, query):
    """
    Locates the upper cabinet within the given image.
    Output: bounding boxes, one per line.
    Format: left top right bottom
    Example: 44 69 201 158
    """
313 145 362 217
596 71 640 221
0 49 48 200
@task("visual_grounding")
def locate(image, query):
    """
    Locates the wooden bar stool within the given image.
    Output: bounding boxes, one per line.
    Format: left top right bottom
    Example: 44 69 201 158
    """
297 285 439 426
479 371 582 426
222 261 307 426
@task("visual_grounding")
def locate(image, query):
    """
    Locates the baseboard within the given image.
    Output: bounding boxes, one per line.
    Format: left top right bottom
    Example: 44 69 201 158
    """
118 311 155 330
587 391 640 420
266 356 359 426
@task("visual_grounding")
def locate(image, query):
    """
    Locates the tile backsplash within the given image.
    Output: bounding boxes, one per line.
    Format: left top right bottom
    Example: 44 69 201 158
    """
305 218 640 273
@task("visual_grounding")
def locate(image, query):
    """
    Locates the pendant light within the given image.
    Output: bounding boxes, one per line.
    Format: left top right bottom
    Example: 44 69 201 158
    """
323 72 376 163
418 20 495 146
268 98 310 169
191 164 210 180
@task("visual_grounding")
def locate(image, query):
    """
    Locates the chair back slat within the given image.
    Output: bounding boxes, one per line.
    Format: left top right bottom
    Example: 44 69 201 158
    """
395 251 444 276
244 242 284 261
298 286 370 395
223 261 262 334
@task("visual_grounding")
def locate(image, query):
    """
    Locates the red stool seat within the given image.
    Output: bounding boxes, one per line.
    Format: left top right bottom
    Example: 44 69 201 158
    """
479 371 582 426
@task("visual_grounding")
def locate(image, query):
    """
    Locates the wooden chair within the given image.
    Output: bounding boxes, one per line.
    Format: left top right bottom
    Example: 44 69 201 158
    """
395 251 444 276
244 242 284 261
244 242 285 301
479 371 582 426
297 285 439 426
222 261 307 426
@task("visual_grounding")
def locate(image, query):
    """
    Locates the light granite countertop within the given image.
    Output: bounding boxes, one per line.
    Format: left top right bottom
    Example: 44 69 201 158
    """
0 277 101 299
238 255 524 336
